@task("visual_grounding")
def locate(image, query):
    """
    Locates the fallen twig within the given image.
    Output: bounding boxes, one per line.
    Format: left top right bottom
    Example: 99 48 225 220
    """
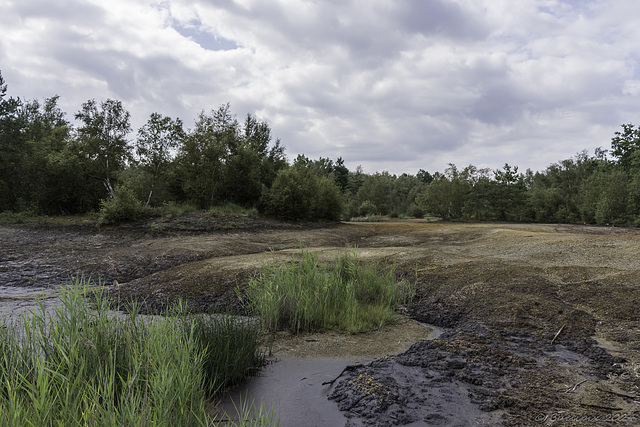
551 324 566 345
560 379 588 393
322 363 365 386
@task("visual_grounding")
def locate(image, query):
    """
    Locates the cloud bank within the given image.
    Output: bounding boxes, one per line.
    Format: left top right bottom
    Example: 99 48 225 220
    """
2 0 639 174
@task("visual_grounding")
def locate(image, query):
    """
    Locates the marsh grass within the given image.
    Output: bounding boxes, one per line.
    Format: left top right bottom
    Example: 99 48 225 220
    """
179 313 266 395
0 278 269 426
243 249 414 334
226 397 281 427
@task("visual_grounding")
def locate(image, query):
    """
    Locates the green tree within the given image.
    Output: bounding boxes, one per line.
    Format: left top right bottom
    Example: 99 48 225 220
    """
259 165 343 221
490 164 526 221
346 165 366 196
177 104 239 208
0 71 27 211
416 164 469 219
135 113 185 205
594 169 628 225
221 113 286 207
462 165 492 220
20 96 96 214
417 169 434 184
333 157 349 192
611 123 640 170
388 173 425 217
354 172 395 215
75 99 132 198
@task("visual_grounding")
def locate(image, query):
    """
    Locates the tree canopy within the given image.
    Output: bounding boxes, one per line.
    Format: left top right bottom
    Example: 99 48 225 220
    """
2 70 640 226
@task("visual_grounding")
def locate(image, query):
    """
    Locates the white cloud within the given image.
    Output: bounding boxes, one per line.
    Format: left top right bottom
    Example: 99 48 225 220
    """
1 0 640 175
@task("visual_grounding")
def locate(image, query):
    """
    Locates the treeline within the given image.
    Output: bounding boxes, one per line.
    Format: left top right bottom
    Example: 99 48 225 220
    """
2 70 640 226
416 149 640 226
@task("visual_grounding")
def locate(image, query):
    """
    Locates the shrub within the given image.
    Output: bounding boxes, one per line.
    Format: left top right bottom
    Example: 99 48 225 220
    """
358 200 379 217
98 185 156 225
407 204 425 219
343 199 360 220
164 201 197 217
0 210 27 223
349 215 383 222
314 177 344 221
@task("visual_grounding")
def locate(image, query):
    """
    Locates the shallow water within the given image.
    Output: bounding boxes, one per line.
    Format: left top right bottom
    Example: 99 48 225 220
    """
217 322 443 427
0 289 60 324
218 357 366 427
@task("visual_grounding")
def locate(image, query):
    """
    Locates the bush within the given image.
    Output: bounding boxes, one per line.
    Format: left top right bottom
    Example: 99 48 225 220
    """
314 178 344 221
163 201 198 217
358 200 379 217
407 204 425 219
0 210 28 223
98 185 156 225
349 215 383 222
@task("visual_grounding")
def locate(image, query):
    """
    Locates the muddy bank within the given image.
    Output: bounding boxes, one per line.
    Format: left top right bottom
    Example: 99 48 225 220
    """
217 319 439 427
330 327 635 426
2 216 640 425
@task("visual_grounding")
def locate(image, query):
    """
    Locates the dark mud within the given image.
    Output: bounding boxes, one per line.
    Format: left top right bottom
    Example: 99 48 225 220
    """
329 327 635 426
2 216 640 425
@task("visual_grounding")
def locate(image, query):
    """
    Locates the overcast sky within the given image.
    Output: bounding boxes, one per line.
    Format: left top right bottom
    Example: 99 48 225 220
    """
2 0 640 175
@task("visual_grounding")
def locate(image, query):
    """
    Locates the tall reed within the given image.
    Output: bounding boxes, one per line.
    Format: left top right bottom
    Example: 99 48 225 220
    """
0 278 269 426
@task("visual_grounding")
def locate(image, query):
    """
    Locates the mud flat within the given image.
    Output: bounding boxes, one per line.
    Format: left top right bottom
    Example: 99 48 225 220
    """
1 215 640 425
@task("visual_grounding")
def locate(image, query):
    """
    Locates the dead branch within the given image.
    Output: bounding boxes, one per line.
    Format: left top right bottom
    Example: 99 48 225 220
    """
322 363 365 386
551 324 566 345
560 379 588 393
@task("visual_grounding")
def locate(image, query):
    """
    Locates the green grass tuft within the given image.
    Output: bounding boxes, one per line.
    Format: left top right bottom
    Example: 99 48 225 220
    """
242 249 414 334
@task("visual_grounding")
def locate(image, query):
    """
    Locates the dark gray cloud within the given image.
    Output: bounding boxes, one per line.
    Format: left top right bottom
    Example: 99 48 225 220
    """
397 0 490 39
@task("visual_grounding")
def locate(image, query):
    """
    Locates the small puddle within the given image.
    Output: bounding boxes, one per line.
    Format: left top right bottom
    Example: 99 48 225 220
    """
216 320 441 426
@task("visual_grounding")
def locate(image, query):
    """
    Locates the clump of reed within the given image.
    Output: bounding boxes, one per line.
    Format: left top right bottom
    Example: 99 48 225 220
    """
0 278 271 426
242 249 414 334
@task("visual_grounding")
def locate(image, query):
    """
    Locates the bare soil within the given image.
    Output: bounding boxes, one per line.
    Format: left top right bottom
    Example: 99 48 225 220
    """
1 213 639 425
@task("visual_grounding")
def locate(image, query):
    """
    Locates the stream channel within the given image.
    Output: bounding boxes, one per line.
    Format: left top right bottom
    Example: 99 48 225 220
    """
217 322 443 427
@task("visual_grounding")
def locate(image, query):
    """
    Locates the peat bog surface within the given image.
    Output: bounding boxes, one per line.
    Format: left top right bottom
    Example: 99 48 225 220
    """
1 213 639 426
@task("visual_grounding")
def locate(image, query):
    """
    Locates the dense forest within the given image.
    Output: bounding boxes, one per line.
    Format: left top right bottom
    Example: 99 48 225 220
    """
2 70 640 226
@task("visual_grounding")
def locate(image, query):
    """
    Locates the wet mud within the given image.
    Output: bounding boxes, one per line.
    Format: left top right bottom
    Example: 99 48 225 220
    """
2 214 640 425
